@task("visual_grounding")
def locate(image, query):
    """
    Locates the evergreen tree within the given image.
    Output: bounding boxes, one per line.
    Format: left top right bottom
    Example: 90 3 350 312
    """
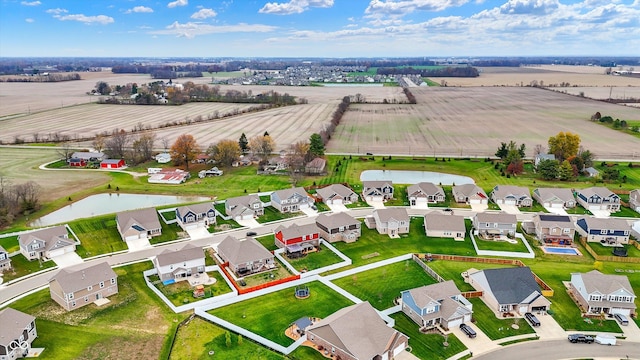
238 133 248 153
308 133 325 157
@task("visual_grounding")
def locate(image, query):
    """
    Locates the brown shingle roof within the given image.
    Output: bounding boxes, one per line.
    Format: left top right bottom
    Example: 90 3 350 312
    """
374 208 409 223
316 212 359 229
316 184 357 201
424 213 466 233
217 236 273 265
49 261 116 294
580 270 635 296
474 212 517 224
275 223 319 239
407 182 444 196
116 207 161 234
155 244 204 267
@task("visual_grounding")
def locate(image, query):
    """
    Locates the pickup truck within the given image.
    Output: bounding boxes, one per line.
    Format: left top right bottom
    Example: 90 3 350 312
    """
568 334 594 343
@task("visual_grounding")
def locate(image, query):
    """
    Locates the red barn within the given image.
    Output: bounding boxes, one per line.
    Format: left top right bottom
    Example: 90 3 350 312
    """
100 159 125 169
274 223 320 255
68 158 87 167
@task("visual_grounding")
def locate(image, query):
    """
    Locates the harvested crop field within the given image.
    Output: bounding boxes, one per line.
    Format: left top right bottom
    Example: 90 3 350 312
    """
328 87 640 159
548 87 640 100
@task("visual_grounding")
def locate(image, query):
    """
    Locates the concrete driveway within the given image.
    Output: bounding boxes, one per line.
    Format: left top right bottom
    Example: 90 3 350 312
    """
471 203 488 212
126 238 151 252
301 207 319 217
186 227 211 240
366 200 386 209
236 218 261 228
327 203 349 213
451 323 500 356
590 209 610 218
409 203 429 210
51 252 83 268
498 204 521 214
544 206 568 215
620 317 640 340
533 313 568 340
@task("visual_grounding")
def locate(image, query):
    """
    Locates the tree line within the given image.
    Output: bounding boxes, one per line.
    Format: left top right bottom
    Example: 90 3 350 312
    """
0 177 40 228
376 66 480 77
0 73 81 82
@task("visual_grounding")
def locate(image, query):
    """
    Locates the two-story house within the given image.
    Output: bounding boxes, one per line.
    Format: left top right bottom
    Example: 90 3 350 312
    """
424 213 466 240
274 223 320 254
49 262 118 311
0 245 11 273
315 212 361 243
225 194 264 221
175 203 216 230
401 280 473 330
569 270 636 316
153 244 205 283
472 212 517 239
628 189 639 213
270 187 313 213
452 184 488 205
532 188 576 209
115 207 162 242
576 217 631 245
18 225 76 261
0 308 37 360
217 236 275 276
490 185 532 207
316 184 359 205
532 214 575 246
575 187 621 213
407 182 445 206
368 208 409 237
362 180 394 202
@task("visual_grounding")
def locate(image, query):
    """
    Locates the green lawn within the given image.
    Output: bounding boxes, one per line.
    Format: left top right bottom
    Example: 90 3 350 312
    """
254 234 278 251
0 234 19 253
256 207 303 224
332 260 438 310
68 215 128 258
240 260 294 288
587 242 640 258
149 222 183 245
1 254 56 282
159 209 176 221
209 218 242 233
209 281 354 346
390 312 467 360
426 260 517 291
614 205 640 218
467 298 535 340
474 237 530 253
151 271 233 306
287 345 326 360
284 244 344 272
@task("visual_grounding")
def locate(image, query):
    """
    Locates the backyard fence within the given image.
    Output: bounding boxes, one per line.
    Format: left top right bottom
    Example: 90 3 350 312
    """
219 262 301 295
578 238 640 264
411 254 444 282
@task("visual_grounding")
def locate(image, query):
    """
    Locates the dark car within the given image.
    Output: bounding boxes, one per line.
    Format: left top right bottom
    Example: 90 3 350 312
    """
568 334 594 343
246 231 258 236
614 313 629 326
525 312 541 327
460 323 476 338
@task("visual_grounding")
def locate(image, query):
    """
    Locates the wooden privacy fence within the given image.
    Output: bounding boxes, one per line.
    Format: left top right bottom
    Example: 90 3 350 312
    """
579 238 640 264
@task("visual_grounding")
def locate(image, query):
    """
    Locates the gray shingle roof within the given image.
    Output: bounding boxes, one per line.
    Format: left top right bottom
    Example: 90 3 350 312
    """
272 187 308 201
478 267 542 304
374 208 409 223
407 182 444 196
577 187 616 198
225 195 261 217
474 212 517 224
274 223 319 239
0 308 35 346
577 217 630 231
533 188 575 203
452 184 488 199
316 212 359 229
316 184 357 201
217 236 273 265
176 202 214 217
424 213 466 233
491 185 531 200
49 261 116 294
155 244 204 267
19 225 74 252
116 207 161 234
579 270 635 296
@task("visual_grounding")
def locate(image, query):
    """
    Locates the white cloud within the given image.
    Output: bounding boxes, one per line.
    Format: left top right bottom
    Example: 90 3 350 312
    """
126 6 154 14
259 0 334 15
46 8 68 14
365 0 470 15
150 22 277 38
25 18 35 22
499 0 559 15
168 0 188 8
53 14 115 25
191 8 217 19
21 1 41 6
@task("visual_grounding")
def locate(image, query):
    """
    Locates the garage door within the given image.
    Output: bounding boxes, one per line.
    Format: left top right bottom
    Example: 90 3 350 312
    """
393 342 406 357
588 205 601 211
470 199 481 204
610 308 631 316
240 214 253 221
48 248 66 258
504 199 516 205
551 203 563 208
448 318 463 329
333 199 343 205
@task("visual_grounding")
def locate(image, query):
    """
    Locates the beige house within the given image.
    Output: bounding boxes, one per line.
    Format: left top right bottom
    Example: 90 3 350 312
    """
225 194 264 221
18 225 76 261
0 245 11 272
153 244 206 282
424 213 466 240
532 214 575 246
270 187 313 213
490 185 532 207
0 308 37 359
315 212 361 243
407 182 445 206
362 181 394 201
452 184 488 204
569 270 636 316
115 207 162 241
472 212 517 239
367 208 409 237
629 189 640 213
532 188 576 209
217 236 275 276
306 302 409 360
49 262 118 311
316 184 359 205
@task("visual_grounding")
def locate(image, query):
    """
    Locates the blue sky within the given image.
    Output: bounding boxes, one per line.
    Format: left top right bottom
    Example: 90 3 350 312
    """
1 0 639 57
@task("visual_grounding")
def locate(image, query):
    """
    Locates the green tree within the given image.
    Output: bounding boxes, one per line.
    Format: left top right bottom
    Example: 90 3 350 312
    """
558 160 574 181
548 132 580 162
225 331 231 347
537 159 559 180
495 142 508 159
308 133 325 158
238 133 248 153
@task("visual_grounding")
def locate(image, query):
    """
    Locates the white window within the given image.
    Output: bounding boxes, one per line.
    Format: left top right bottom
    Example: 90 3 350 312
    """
32 243 40 249
600 229 607 234
68 293 74 300
72 301 76 307
111 278 116 285
563 228 571 234
624 231 629 235
87 285 92 291
100 281 104 288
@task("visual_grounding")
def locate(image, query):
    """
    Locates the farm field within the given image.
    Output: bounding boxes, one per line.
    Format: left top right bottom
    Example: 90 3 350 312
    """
328 87 640 158
548 86 640 100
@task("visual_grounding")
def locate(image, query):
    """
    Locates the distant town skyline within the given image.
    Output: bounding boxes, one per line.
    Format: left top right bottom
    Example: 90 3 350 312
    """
1 0 639 58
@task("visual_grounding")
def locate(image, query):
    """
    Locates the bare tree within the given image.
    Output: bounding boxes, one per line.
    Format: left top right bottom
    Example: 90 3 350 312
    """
162 137 170 152
286 141 310 186
57 142 73 161
208 139 241 167
533 144 545 157
131 132 156 164
92 134 106 153
248 134 275 162
13 181 41 213
105 129 130 159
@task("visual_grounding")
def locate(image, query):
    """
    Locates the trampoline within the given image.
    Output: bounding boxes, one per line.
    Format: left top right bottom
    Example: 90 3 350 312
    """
295 285 310 299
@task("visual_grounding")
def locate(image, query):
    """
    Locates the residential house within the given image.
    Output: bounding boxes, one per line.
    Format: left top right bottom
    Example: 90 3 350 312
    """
217 236 275 276
115 207 162 242
532 188 576 209
569 270 636 316
534 153 555 167
407 182 445 206
401 280 473 330
452 184 488 205
175 203 216 230
490 185 532 207
468 267 551 314
316 184 359 205
362 180 394 201
575 187 621 212
274 223 320 253
270 187 313 213
532 214 575 246
424 213 466 240
576 217 631 245
472 212 517 239
155 152 171 163
153 244 205 282
306 302 409 360
628 189 640 213
368 208 409 237
100 159 125 169
584 167 600 178
48 262 118 311
305 158 327 175
0 308 37 359
225 195 264 221
71 151 105 162
18 226 76 261
68 158 87 167
0 245 11 272
315 212 361 243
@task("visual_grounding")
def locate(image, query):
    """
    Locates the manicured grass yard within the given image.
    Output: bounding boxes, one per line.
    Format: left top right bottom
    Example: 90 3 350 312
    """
614 205 640 218
256 206 303 224
474 236 530 253
254 234 278 251
284 244 344 272
587 242 640 258
390 312 467 360
1 254 56 282
0 234 19 253
151 271 232 306
426 260 517 291
68 215 128 258
332 260 438 310
209 281 354 346
208 218 242 233
467 298 535 340
240 259 294 288
148 222 183 245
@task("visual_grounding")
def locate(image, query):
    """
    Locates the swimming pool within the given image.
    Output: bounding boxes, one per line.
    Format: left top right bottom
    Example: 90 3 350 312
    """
542 247 581 256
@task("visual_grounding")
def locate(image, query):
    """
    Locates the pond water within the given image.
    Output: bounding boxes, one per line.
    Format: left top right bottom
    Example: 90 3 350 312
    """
359 170 475 185
32 193 211 227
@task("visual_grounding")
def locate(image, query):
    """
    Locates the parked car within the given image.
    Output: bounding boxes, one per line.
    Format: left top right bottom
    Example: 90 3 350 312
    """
460 323 476 338
568 334 594 343
594 334 616 346
524 312 541 327
246 231 258 236
614 313 629 326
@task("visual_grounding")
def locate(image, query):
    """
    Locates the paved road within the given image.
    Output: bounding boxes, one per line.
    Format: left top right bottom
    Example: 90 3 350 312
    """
473 339 640 360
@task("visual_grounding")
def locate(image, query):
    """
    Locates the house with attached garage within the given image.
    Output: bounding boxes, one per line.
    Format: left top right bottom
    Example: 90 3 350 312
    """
532 188 576 209
401 280 473 331
306 301 409 360
367 208 409 237
569 270 636 317
0 308 37 360
0 245 11 272
224 194 264 221
217 236 275 276
472 212 517 239
629 189 640 213
576 217 631 245
18 225 76 261
49 261 118 311
153 244 205 283
468 267 551 315
424 213 466 240
315 184 359 205
270 187 313 213
274 223 320 254
531 214 575 246
175 203 216 230
407 182 445 206
315 212 361 243
575 187 621 213
490 185 532 207
362 180 394 201
115 207 162 241
452 184 488 205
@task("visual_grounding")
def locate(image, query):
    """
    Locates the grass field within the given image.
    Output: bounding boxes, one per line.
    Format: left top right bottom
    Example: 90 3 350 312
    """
68 215 130 258
284 244 344 272
390 312 467 360
256 206 303 223
0 254 57 282
474 237 530 253
209 281 354 347
0 234 19 252
151 271 232 307
586 242 640 258
467 298 535 340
